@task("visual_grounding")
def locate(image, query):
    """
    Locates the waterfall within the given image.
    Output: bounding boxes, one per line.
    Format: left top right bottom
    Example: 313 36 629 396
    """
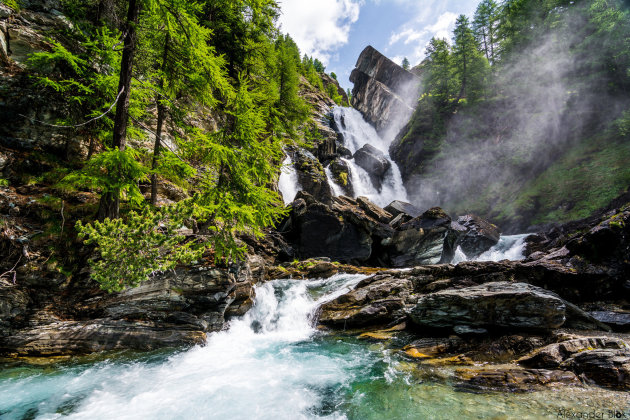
278 155 301 205
327 107 408 207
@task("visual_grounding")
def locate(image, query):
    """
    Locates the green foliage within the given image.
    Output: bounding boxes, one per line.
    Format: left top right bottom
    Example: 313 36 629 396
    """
330 72 337 80
616 110 630 137
402 57 410 70
0 178 9 187
2 0 20 11
76 206 201 292
61 148 148 206
326 83 343 105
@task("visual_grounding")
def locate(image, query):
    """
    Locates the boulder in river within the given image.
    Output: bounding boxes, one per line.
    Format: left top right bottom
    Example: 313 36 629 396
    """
385 207 459 266
407 281 567 332
353 144 391 191
328 158 354 196
457 214 501 258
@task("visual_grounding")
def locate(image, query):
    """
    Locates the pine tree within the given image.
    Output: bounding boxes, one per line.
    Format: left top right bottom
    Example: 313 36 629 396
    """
402 57 410 70
473 0 499 64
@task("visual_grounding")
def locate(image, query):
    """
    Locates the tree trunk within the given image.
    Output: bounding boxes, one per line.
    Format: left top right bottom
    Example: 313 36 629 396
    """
150 34 170 206
98 0 140 220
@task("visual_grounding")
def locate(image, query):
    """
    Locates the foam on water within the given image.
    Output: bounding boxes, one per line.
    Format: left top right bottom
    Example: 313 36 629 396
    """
1 271 629 419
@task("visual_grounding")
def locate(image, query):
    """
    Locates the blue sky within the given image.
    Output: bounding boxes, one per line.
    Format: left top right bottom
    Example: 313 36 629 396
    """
277 0 479 91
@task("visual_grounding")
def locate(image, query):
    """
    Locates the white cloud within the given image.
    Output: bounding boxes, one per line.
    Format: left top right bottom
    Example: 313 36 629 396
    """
277 0 362 65
388 9 459 66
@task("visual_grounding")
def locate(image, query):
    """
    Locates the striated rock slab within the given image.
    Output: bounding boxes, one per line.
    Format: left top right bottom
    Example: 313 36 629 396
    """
563 349 630 390
0 319 206 356
384 200 423 218
518 336 629 369
318 274 413 327
408 282 566 332
455 367 581 392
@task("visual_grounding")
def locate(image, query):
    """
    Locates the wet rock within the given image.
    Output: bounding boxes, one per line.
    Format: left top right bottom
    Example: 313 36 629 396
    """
353 144 391 191
328 159 354 196
356 196 392 224
408 282 567 332
293 149 333 205
0 319 206 356
384 200 422 218
288 193 373 263
455 367 581 392
318 274 413 327
385 207 459 266
562 349 630 390
457 214 501 258
518 336 629 369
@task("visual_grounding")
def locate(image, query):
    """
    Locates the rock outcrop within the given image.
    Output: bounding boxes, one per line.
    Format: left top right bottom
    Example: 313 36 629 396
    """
408 282 567 333
353 144 391 191
350 46 421 137
457 214 501 258
280 193 467 266
0 258 259 356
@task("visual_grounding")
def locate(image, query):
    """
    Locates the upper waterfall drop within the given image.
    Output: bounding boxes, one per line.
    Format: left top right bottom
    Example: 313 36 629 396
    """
278 155 301 205
328 106 408 207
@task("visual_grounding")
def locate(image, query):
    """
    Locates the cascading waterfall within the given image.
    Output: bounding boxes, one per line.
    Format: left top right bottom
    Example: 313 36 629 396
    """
327 107 408 207
278 155 301 205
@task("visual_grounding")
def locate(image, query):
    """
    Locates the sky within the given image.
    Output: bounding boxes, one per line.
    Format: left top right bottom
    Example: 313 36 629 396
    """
277 0 479 91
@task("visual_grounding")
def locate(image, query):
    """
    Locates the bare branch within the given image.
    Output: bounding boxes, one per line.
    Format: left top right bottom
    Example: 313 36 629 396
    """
19 88 125 129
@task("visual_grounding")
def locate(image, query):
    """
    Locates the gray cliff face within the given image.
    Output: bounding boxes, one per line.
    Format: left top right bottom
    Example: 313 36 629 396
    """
350 46 421 138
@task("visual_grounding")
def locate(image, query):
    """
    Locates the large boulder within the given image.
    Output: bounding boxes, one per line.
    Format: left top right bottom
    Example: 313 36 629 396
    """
408 282 567 332
384 200 423 218
353 144 391 191
287 194 373 263
292 149 333 204
384 207 459 266
328 158 354 196
457 214 501 258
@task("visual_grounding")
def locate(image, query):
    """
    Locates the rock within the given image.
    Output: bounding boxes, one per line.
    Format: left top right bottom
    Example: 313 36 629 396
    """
328 159 354 196
293 149 333 204
384 200 423 218
350 46 421 137
353 144 391 191
356 196 392 224
455 367 581 392
0 319 206 356
386 207 459 266
317 136 337 163
318 274 413 327
588 310 630 332
0 287 31 337
562 349 630 390
288 193 373 263
518 336 629 369
408 282 567 332
457 214 501 258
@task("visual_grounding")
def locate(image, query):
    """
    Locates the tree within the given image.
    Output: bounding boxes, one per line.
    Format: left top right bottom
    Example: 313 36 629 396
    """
402 57 410 70
452 14 488 102
473 0 499 64
97 0 141 221
424 37 456 106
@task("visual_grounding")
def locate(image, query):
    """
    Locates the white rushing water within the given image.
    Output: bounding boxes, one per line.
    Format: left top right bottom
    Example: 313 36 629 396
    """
451 234 531 264
278 155 301 205
0 275 366 420
328 107 408 207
